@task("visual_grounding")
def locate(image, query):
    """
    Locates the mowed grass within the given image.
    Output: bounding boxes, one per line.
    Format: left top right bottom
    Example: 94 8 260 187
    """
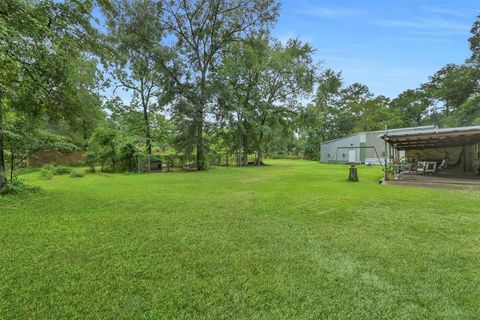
1 160 480 319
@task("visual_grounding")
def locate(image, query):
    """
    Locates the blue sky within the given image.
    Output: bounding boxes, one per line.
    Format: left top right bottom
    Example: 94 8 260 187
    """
274 0 479 98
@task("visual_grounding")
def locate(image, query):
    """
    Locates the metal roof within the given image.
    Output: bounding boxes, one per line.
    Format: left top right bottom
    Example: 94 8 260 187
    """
321 126 435 145
381 125 480 150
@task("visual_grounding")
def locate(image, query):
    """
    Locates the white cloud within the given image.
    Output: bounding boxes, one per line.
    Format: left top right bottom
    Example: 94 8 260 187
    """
371 18 469 32
403 37 450 43
422 6 473 18
296 5 365 18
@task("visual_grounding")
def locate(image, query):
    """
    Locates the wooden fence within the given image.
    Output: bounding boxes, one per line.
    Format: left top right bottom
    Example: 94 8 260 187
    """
27 150 84 167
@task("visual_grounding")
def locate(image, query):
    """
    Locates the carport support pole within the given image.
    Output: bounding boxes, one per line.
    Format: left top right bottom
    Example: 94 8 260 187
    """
384 125 388 183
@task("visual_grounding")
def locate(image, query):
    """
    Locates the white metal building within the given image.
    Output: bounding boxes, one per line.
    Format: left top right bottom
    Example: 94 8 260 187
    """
320 126 435 164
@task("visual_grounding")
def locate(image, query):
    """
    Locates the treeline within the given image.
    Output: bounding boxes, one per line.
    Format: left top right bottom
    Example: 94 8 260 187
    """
1 0 479 188
299 17 480 159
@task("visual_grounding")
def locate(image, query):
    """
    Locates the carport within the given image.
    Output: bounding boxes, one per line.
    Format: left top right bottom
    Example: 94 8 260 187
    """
381 125 480 187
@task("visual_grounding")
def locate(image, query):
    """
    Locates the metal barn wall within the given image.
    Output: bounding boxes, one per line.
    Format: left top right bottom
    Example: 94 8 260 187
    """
364 132 388 164
320 134 362 163
320 127 436 164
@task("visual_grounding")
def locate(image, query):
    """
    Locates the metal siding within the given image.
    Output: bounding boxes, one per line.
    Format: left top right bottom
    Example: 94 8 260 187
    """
320 135 361 163
320 127 437 165
365 132 388 164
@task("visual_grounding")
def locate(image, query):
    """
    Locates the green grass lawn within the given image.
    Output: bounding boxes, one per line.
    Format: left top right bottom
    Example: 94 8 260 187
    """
1 160 480 319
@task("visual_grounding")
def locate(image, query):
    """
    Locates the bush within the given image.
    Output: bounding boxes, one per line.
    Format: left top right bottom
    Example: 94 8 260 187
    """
0 180 41 196
55 166 72 175
83 151 97 172
264 153 303 160
118 142 137 172
40 164 73 179
84 127 118 172
40 164 55 180
70 170 84 178
84 167 96 174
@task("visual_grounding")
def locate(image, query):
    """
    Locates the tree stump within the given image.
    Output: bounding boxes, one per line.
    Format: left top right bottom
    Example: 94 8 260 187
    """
348 164 359 182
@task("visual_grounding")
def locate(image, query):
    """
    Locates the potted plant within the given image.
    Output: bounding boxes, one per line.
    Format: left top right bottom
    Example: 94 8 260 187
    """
383 163 398 181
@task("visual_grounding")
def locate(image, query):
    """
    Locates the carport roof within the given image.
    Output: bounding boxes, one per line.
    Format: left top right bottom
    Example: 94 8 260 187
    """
381 125 480 150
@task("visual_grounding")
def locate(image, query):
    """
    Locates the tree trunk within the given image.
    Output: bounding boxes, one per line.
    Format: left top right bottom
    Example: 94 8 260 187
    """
0 98 6 188
237 124 242 167
82 119 89 147
9 154 14 181
257 148 264 166
242 134 248 165
256 113 267 166
195 106 206 170
196 78 207 170
111 144 116 172
348 165 359 182
256 127 264 165
140 83 152 156
142 106 152 155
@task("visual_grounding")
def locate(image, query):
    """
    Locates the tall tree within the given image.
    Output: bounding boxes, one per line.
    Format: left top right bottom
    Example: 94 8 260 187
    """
216 38 268 165
314 69 344 141
218 38 315 165
69 57 105 145
390 89 431 127
155 0 279 169
426 64 478 117
105 0 174 155
342 83 374 132
0 0 104 187
254 39 315 164
469 15 480 64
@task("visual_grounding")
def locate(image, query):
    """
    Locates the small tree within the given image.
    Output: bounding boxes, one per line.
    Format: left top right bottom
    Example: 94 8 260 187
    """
85 126 142 173
4 124 78 181
84 127 118 172
118 142 137 172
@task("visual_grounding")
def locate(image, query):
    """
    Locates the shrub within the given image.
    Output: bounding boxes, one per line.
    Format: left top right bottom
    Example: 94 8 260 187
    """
84 127 118 172
0 180 41 196
70 170 84 178
84 167 96 174
264 153 303 160
83 151 97 173
165 155 175 171
40 164 55 180
118 142 137 172
54 166 72 175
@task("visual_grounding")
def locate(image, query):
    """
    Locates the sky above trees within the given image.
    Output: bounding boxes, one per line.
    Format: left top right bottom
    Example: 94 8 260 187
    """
275 0 479 98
